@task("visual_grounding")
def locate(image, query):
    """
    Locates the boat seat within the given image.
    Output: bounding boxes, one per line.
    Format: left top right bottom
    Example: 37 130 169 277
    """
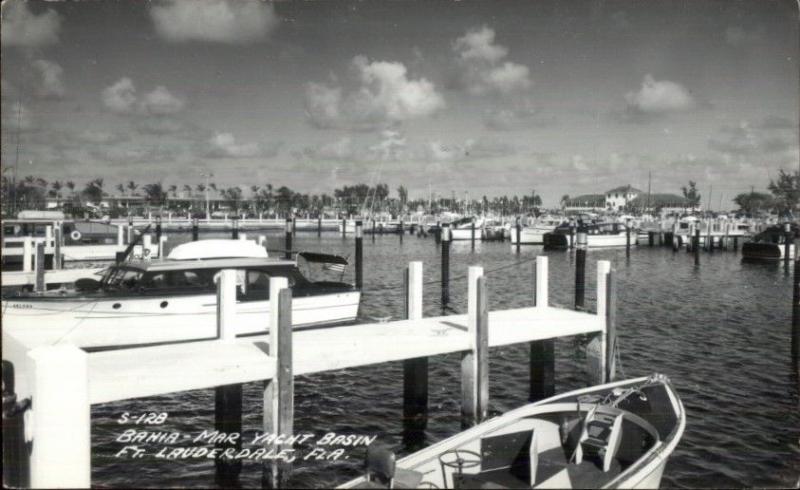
353 444 424 489
572 405 624 472
453 429 539 489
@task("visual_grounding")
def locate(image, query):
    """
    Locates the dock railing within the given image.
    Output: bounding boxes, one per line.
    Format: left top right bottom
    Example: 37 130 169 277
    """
9 257 615 488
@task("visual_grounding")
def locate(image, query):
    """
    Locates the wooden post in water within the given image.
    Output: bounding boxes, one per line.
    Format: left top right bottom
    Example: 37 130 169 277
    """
192 218 199 241
403 262 427 438
784 223 792 268
575 229 587 310
441 225 451 308
694 227 700 266
284 218 292 260
471 218 476 251
155 216 163 256
34 242 45 292
435 220 441 246
707 220 713 253
292 216 297 235
341 216 347 238
515 216 522 253
214 269 242 483
648 231 654 247
54 222 63 269
792 245 799 364
355 221 363 289
625 219 631 257
28 345 90 488
530 256 554 401
317 216 322 237
263 278 293 489
232 217 239 240
605 267 617 382
372 218 376 242
399 218 404 244
127 217 135 245
461 267 488 427
595 261 610 383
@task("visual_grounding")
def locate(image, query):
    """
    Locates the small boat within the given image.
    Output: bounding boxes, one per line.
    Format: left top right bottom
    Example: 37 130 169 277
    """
449 217 484 240
341 374 685 489
742 224 797 261
509 216 565 245
544 223 630 250
1 239 361 350
482 219 509 242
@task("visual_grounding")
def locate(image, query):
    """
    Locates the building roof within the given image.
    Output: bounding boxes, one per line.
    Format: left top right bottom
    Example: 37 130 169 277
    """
629 193 691 207
605 185 643 194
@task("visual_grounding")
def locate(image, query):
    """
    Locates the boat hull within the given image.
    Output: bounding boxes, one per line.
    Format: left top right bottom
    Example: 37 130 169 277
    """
742 242 795 261
2 290 361 350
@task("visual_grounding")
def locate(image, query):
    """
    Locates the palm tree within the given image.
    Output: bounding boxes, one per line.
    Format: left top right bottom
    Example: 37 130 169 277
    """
66 181 76 196
183 184 192 195
116 183 125 196
127 181 138 196
168 184 178 198
51 180 63 198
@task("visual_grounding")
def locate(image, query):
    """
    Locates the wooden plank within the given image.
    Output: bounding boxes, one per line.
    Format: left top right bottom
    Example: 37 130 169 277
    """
462 268 488 425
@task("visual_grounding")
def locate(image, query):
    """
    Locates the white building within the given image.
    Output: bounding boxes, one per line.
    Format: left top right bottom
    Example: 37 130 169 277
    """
605 186 642 211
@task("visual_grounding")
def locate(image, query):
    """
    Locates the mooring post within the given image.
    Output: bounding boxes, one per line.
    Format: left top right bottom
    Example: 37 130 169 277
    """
399 218 404 244
723 222 730 251
441 225 451 308
372 218 376 242
516 216 522 253
192 218 199 241
575 229 587 310
317 215 322 237
232 217 239 240
214 269 242 483
155 216 163 255
292 216 297 235
34 242 45 292
625 219 631 256
341 216 347 238
707 221 713 253
461 267 488 427
28 345 90 488
283 218 293 260
53 222 63 269
594 261 611 383
784 223 792 267
355 220 363 289
694 227 700 266
648 231 654 247
605 267 618 382
2 361 30 488
127 217 135 245
435 220 441 246
403 262 428 438
22 236 33 273
530 256 554 401
44 225 53 250
792 245 800 363
471 218 476 251
263 278 293 489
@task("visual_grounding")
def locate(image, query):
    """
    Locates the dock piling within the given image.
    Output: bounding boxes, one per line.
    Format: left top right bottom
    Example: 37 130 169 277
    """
155 216 163 251
575 230 587 310
625 219 631 256
435 221 441 246
516 216 522 253
284 218 292 260
192 218 199 241
530 256 554 401
263 279 293 489
232 218 239 240
399 218 404 244
403 262 428 440
34 242 45 292
318 216 322 237
785 223 792 267
54 223 63 269
117 224 124 247
461 267 488 426
372 219 376 242
694 227 700 266
605 267 617 383
28 345 90 489
22 237 33 273
792 246 799 363
441 225 451 308
471 218 476 251
355 221 363 289
341 216 347 238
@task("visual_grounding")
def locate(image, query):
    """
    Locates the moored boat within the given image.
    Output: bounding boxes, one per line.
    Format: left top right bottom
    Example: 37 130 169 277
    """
509 216 565 245
341 374 685 489
741 224 797 261
544 223 629 250
1 239 361 350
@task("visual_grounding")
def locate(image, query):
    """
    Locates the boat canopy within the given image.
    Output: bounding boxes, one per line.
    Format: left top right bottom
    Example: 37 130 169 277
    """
167 239 269 260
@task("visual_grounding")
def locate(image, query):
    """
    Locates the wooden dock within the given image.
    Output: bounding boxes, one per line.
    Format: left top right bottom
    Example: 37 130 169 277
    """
1 267 105 288
1 257 617 488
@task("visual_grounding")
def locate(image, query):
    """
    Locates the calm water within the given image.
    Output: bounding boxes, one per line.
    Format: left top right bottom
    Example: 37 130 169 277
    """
89 231 800 488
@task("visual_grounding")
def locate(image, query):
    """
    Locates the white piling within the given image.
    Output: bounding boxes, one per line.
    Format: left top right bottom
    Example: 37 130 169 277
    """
258 235 267 248
117 225 125 246
596 261 611 382
239 232 247 241
23 236 33 273
535 256 549 308
28 345 90 488
217 269 238 343
143 234 152 260
462 266 488 424
407 261 423 320
45 225 53 248
158 235 167 258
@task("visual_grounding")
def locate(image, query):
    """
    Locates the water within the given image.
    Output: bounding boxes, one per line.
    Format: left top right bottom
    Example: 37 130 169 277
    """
89 232 800 488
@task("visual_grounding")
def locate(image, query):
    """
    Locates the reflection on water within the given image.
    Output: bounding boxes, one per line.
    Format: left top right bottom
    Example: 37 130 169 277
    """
88 232 799 488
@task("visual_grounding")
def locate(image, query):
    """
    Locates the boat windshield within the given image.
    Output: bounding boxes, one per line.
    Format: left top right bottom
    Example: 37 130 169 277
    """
103 267 145 290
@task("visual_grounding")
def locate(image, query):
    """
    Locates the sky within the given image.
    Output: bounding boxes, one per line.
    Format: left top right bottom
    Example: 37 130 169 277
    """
1 0 798 206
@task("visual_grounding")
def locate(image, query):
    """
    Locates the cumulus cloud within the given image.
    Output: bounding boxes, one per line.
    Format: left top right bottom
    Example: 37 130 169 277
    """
102 78 185 116
624 74 694 114
150 0 278 44
205 132 277 159
30 59 65 99
484 102 556 131
425 138 517 162
102 78 138 114
304 56 445 131
1 0 61 48
709 119 796 157
453 26 532 96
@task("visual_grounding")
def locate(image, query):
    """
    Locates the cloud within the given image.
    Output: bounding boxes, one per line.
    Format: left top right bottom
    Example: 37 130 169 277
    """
425 138 517 162
30 59 65 99
453 26 532 96
759 115 796 130
75 130 128 145
150 0 278 44
304 56 445 131
102 78 185 116
1 101 37 132
709 119 797 157
484 102 556 131
624 75 694 114
1 0 61 48
297 131 411 163
204 132 278 159
102 78 138 114
724 25 764 47
139 86 185 115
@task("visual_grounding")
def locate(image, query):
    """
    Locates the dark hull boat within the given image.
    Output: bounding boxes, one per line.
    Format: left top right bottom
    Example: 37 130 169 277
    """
741 224 797 261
